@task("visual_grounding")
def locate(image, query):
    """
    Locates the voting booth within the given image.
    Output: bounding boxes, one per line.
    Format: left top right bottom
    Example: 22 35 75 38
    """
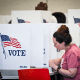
11 10 55 68
0 11 54 79
0 24 30 69
0 23 58 68
0 23 80 79
68 9 80 24
0 23 57 79
11 10 52 24
68 9 80 47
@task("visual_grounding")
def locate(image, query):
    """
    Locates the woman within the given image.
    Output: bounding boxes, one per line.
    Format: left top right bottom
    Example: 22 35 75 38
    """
49 25 80 80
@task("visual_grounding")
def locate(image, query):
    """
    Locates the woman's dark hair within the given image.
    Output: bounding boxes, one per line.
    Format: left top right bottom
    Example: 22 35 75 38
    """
52 12 66 23
53 25 72 46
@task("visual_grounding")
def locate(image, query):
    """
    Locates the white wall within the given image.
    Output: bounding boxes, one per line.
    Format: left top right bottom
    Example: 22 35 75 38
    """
48 0 80 13
0 0 46 15
0 0 80 15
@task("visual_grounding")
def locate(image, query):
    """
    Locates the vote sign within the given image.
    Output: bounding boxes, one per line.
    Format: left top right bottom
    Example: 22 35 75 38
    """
0 24 30 69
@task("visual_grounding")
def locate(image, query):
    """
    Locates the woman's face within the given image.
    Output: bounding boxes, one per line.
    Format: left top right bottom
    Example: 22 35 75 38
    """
52 37 64 50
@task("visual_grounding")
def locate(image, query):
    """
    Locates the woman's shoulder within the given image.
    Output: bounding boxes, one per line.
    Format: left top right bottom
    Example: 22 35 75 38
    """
67 44 79 52
66 44 80 57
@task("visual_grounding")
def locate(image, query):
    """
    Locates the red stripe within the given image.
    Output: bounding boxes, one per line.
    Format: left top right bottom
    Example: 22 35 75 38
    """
3 37 21 48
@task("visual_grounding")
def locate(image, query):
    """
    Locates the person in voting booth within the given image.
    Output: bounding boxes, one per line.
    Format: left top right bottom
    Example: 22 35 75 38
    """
49 25 80 80
35 2 48 10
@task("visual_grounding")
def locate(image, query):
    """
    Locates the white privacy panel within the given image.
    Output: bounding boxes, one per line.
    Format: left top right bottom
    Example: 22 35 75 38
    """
30 23 58 68
11 11 41 24
73 24 79 47
30 24 44 68
68 9 80 24
43 24 56 67
68 9 80 47
0 24 30 69
43 24 49 67
11 10 52 24
49 23 58 60
41 11 52 23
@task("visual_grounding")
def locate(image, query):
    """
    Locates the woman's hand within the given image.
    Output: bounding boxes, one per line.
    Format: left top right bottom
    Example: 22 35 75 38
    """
49 60 53 67
49 60 58 70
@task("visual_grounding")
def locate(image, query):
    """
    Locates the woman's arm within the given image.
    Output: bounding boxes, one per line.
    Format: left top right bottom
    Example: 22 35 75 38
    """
49 62 77 78
59 68 77 78
49 58 62 66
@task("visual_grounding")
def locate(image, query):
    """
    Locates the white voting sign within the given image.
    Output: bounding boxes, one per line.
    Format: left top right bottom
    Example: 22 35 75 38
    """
0 24 30 69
